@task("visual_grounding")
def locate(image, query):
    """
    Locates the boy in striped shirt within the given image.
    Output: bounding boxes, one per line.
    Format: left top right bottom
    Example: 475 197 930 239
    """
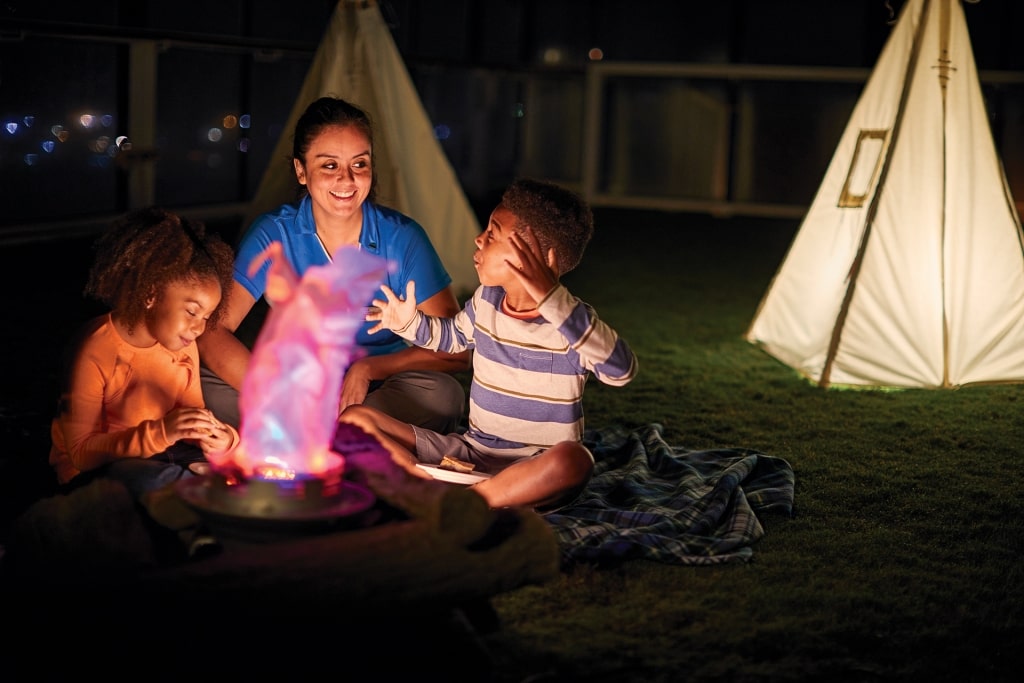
340 178 637 510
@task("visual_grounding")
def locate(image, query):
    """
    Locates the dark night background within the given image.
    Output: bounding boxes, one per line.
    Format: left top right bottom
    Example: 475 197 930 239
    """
1 0 1021 241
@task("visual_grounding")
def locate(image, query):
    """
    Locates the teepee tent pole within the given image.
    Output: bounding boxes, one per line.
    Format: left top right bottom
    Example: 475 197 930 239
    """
819 0 934 388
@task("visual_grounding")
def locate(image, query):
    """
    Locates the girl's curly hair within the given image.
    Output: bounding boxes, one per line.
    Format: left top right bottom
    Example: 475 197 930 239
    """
84 207 235 333
499 177 594 275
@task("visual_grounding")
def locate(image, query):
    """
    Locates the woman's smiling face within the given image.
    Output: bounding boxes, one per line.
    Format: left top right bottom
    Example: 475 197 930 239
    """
293 123 373 224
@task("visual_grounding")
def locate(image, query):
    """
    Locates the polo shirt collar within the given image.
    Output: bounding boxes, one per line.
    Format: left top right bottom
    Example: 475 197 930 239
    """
297 195 381 255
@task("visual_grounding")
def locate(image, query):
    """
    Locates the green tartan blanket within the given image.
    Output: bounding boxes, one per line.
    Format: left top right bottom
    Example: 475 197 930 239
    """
544 423 795 567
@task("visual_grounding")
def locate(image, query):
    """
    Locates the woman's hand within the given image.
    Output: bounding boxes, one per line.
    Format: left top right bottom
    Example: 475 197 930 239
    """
338 358 373 415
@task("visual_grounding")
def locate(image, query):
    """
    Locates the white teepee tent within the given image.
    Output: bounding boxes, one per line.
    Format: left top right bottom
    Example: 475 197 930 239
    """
745 0 1024 389
247 0 481 295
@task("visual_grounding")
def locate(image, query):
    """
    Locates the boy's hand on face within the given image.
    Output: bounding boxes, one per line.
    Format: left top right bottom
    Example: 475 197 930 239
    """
366 281 417 334
508 227 558 301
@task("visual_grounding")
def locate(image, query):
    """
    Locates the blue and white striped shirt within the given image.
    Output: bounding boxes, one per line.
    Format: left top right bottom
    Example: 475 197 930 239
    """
400 283 638 456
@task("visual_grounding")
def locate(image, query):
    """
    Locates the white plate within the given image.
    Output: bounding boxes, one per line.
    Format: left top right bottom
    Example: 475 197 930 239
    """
416 464 491 485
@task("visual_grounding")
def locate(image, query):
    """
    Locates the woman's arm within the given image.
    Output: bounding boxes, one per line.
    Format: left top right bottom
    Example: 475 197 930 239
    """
338 286 471 412
196 281 258 391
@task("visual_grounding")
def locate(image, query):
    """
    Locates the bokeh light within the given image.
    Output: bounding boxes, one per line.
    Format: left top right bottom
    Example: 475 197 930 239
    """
90 136 110 153
434 124 451 141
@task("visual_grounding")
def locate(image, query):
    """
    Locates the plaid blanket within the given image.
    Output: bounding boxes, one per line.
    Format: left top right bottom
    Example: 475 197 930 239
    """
544 423 795 567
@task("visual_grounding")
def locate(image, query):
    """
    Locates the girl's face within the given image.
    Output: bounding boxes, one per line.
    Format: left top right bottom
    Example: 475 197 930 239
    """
293 124 373 226
473 206 522 287
146 278 222 352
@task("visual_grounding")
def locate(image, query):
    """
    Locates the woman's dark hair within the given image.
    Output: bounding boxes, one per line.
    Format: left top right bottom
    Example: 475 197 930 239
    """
291 96 378 203
85 207 235 333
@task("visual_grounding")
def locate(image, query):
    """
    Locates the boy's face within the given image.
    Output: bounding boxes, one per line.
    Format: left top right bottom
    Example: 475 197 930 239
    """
473 206 523 287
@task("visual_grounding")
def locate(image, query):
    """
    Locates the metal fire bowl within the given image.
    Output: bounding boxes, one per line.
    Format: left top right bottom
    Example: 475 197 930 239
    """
175 472 377 544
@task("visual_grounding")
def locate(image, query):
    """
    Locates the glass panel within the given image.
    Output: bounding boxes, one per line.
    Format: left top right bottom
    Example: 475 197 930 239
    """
602 78 730 200
734 81 860 206
520 75 584 183
411 66 522 217
0 39 121 226
245 55 314 200
986 83 1024 210
155 48 245 207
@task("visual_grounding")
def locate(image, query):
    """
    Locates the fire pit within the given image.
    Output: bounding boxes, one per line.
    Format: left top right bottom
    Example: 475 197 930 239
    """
176 468 377 544
177 242 391 543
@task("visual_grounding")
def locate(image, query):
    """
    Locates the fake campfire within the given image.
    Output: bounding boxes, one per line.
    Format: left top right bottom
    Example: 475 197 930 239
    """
176 242 389 541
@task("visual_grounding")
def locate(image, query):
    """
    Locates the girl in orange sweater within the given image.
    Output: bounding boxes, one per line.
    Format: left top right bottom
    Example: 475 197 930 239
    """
49 208 239 497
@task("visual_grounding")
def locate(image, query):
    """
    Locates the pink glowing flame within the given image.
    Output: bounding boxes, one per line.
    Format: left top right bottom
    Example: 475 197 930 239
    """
205 242 390 480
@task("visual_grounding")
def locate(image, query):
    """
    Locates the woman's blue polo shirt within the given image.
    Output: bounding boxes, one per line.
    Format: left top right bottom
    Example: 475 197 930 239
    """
234 195 453 356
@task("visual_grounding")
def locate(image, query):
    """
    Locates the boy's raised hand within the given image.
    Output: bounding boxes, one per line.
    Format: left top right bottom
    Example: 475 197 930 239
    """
365 280 417 334
508 226 558 300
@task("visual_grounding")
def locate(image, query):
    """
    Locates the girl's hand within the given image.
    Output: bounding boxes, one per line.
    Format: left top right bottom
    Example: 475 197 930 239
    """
163 407 227 445
195 421 235 455
365 281 418 334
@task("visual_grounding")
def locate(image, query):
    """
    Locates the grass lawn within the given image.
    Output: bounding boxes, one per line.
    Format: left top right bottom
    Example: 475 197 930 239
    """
479 208 1024 682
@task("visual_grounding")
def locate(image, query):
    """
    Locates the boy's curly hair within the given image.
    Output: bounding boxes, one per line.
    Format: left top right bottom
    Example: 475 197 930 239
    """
85 207 235 332
499 177 594 275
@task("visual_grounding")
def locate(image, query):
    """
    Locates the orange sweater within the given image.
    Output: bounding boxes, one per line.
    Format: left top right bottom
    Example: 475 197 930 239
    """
49 313 239 484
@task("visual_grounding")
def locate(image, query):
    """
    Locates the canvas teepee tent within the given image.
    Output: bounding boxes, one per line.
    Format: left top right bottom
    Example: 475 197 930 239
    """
247 0 481 295
745 0 1024 389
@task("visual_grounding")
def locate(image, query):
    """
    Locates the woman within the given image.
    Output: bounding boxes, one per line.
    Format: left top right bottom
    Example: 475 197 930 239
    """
197 97 469 433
